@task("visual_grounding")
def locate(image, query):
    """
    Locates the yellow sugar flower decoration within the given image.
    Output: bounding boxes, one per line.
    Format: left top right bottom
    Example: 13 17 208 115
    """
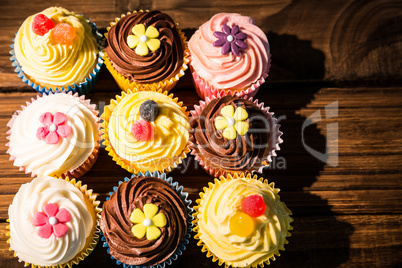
130 203 167 240
215 105 249 140
127 24 161 56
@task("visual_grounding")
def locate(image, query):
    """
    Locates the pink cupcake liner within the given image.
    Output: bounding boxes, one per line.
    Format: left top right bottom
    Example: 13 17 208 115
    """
189 91 282 178
190 54 271 100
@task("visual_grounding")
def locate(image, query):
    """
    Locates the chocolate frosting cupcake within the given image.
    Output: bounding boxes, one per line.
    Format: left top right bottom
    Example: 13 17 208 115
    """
190 95 280 175
105 10 184 83
100 175 188 266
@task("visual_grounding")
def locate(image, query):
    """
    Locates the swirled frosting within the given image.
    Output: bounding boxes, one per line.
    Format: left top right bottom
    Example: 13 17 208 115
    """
190 96 270 172
14 7 99 87
188 13 270 90
100 176 188 266
7 93 99 177
108 91 190 172
197 176 292 267
105 10 184 83
8 176 95 266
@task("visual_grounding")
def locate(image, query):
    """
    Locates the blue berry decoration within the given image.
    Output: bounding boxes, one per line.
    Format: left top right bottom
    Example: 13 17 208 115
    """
140 100 159 122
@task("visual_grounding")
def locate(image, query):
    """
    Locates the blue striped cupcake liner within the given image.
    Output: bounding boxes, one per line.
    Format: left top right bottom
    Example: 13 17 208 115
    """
101 171 193 268
9 18 104 95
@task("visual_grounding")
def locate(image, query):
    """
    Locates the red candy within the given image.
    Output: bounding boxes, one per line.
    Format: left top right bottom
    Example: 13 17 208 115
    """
32 14 55 36
132 120 153 141
241 194 266 217
51 23 76 45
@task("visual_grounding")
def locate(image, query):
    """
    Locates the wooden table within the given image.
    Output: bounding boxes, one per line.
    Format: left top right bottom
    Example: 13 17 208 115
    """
0 1 401 267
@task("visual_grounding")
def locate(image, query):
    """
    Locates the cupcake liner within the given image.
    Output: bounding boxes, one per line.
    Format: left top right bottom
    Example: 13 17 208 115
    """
103 10 189 93
189 91 282 178
192 173 293 268
190 55 271 100
100 88 191 174
7 176 102 268
10 18 104 95
101 170 193 268
6 91 100 179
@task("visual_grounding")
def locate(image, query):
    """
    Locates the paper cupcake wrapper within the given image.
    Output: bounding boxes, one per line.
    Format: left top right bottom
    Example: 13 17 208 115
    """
103 10 189 93
101 171 193 268
100 88 191 174
192 173 293 268
6 176 101 268
190 55 271 100
10 18 104 95
6 91 100 179
189 91 283 178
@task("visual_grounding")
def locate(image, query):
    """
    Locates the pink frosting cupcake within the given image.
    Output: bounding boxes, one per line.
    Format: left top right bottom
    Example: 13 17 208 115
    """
188 13 270 100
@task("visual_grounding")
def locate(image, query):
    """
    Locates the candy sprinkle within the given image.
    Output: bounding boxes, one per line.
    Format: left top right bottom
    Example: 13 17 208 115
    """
51 23 76 45
132 120 153 141
32 14 55 36
242 194 266 218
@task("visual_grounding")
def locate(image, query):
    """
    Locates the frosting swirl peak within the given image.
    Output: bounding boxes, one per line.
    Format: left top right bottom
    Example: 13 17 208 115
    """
195 175 292 267
100 175 188 266
190 95 276 175
8 176 97 266
105 10 184 83
7 93 99 178
14 7 99 87
189 13 270 90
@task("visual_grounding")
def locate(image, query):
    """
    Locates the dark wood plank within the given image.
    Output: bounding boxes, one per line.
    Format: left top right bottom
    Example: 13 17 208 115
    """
0 214 401 268
0 1 401 267
0 0 401 84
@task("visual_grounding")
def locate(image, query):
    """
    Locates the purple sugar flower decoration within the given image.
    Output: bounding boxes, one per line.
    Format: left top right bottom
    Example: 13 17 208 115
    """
213 24 248 56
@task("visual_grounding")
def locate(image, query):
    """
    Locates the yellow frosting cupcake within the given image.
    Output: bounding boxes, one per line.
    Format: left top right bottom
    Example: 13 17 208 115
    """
193 173 293 267
101 89 190 173
12 7 102 94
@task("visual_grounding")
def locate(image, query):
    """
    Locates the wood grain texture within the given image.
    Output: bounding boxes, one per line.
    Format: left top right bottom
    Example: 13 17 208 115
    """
0 0 401 267
0 83 401 267
0 0 401 85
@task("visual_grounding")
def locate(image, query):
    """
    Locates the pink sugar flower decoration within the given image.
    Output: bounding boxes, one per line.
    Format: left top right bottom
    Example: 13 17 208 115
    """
32 203 71 239
36 112 72 144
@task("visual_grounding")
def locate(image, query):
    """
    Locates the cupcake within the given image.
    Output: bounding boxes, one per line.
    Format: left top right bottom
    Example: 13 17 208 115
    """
193 173 293 267
7 176 101 267
101 89 190 174
100 171 192 267
188 13 270 100
6 92 100 178
189 93 282 177
103 10 189 92
10 6 103 95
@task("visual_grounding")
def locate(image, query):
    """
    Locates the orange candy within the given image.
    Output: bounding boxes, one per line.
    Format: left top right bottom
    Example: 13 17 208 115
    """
51 23 76 45
229 212 255 237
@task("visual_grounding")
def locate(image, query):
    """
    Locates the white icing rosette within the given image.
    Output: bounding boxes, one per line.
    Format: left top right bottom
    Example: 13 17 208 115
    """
7 176 101 267
6 92 100 179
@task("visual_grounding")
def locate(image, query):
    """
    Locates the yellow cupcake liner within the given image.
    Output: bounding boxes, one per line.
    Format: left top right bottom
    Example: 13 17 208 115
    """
103 10 189 93
100 88 191 174
6 91 100 179
6 176 101 268
192 173 293 268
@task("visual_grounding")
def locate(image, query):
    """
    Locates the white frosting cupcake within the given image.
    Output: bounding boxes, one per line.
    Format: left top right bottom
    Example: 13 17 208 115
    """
6 92 99 178
8 176 100 267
